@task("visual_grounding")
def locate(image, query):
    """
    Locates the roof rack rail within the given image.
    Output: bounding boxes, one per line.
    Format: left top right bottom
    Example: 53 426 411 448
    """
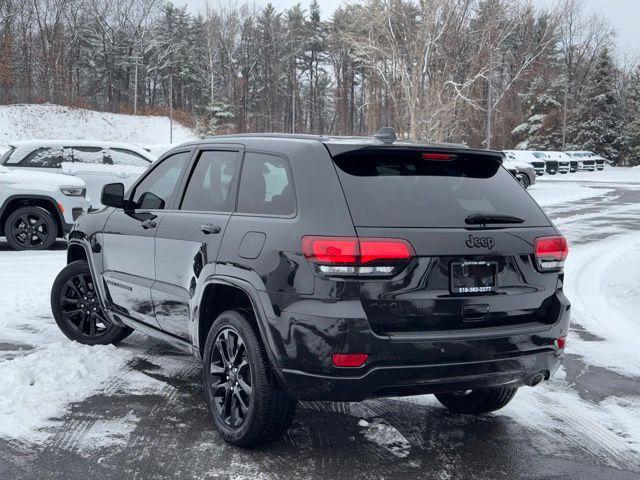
373 127 397 144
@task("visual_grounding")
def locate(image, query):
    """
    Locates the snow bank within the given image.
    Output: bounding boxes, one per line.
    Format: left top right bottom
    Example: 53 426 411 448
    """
0 341 130 443
0 104 197 149
528 182 612 207
537 167 640 184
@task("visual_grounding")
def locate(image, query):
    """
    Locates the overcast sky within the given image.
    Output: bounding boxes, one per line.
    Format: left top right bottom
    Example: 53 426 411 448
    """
180 0 640 58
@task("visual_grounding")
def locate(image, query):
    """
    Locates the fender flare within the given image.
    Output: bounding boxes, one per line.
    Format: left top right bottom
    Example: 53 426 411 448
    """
196 275 284 372
66 237 126 327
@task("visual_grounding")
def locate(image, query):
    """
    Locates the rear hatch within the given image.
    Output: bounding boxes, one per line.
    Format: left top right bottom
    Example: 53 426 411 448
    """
329 145 563 336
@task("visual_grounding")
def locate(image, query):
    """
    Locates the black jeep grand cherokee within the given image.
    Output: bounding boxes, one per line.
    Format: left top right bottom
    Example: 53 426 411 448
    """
51 130 570 446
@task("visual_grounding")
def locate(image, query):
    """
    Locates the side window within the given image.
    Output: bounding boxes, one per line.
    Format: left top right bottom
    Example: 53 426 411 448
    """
72 147 108 164
180 150 239 212
19 147 68 167
131 151 191 210
237 152 295 216
109 148 152 167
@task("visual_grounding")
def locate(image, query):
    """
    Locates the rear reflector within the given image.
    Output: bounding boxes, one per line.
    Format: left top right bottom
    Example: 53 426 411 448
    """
534 235 568 271
554 337 566 349
332 353 368 368
302 236 413 267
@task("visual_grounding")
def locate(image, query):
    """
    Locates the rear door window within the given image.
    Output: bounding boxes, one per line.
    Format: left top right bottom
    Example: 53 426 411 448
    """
332 147 549 228
237 152 295 216
71 146 108 164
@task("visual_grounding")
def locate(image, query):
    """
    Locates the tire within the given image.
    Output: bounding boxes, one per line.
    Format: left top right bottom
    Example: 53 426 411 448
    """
516 173 530 189
5 206 57 250
435 387 518 414
203 309 297 446
51 260 133 345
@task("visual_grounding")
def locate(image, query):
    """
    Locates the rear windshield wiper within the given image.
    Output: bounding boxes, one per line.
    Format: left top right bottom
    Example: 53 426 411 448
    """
465 213 525 225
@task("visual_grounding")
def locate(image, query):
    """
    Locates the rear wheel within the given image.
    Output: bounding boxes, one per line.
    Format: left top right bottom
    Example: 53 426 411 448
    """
203 309 296 446
5 206 57 250
51 260 132 345
435 387 518 414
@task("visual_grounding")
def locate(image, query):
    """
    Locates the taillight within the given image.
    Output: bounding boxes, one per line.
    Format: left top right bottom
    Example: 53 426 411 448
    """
534 235 568 271
302 236 414 276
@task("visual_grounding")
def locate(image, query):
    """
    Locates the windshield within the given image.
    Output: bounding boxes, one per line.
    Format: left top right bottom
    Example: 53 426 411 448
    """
331 147 550 228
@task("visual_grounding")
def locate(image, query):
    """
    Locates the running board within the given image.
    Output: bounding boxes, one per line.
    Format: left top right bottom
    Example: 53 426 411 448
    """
111 311 195 355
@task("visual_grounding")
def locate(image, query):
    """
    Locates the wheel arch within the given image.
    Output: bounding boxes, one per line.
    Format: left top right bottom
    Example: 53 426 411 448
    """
0 194 64 237
196 277 282 371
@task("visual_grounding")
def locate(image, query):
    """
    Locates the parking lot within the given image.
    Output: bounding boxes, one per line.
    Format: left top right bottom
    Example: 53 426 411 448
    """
1 173 640 480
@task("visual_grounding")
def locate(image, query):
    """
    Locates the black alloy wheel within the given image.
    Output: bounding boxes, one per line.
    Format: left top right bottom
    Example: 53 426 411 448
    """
203 309 296 446
51 260 133 345
5 206 56 250
209 327 253 428
59 271 111 338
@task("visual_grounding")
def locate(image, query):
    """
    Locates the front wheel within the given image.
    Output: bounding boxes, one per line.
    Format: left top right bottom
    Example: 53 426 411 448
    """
516 173 530 189
203 310 296 446
435 387 518 414
5 206 57 250
51 260 132 345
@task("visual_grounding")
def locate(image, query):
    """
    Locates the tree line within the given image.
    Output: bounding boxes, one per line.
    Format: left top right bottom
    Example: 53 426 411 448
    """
0 0 638 164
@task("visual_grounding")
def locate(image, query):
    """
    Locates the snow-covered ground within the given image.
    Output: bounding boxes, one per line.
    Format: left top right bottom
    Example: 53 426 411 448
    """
1 171 640 478
0 104 197 151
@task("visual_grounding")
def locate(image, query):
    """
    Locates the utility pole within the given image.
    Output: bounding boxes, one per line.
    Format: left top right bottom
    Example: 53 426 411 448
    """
486 51 493 150
562 81 569 150
134 63 138 115
292 84 296 134
169 73 173 144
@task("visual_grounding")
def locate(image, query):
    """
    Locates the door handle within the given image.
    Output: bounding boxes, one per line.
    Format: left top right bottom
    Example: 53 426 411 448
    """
200 224 221 235
141 219 157 229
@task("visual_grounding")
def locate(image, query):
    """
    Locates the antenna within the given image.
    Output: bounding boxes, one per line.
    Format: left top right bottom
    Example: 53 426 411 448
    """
373 127 397 144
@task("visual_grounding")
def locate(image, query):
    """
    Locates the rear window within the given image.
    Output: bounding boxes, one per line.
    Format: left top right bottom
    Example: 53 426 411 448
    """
332 147 549 228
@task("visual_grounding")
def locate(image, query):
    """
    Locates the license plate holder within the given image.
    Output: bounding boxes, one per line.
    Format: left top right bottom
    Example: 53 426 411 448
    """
450 261 497 294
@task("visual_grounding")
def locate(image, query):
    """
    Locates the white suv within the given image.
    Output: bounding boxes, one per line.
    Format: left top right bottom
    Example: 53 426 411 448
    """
0 164 89 250
0 141 155 208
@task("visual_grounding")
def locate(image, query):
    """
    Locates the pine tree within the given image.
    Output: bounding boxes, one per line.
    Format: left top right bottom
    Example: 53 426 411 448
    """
620 66 640 166
512 75 564 149
572 48 622 164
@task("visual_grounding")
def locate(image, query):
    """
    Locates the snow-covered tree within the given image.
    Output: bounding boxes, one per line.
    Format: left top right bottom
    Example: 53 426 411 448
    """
512 75 565 149
572 47 622 163
620 66 640 166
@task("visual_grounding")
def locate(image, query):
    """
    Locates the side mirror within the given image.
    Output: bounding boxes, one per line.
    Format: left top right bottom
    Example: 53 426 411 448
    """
101 183 125 208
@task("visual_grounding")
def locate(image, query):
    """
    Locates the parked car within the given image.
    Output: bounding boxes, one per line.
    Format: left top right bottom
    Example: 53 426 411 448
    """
503 150 545 176
0 140 155 208
51 130 570 446
532 151 558 174
565 151 596 171
544 151 571 174
0 164 88 250
502 158 536 189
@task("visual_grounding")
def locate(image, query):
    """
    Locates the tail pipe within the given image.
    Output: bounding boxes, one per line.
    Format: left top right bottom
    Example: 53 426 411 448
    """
528 371 547 387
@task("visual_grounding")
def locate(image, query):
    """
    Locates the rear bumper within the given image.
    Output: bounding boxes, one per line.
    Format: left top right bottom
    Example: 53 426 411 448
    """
273 292 571 402
281 349 562 401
